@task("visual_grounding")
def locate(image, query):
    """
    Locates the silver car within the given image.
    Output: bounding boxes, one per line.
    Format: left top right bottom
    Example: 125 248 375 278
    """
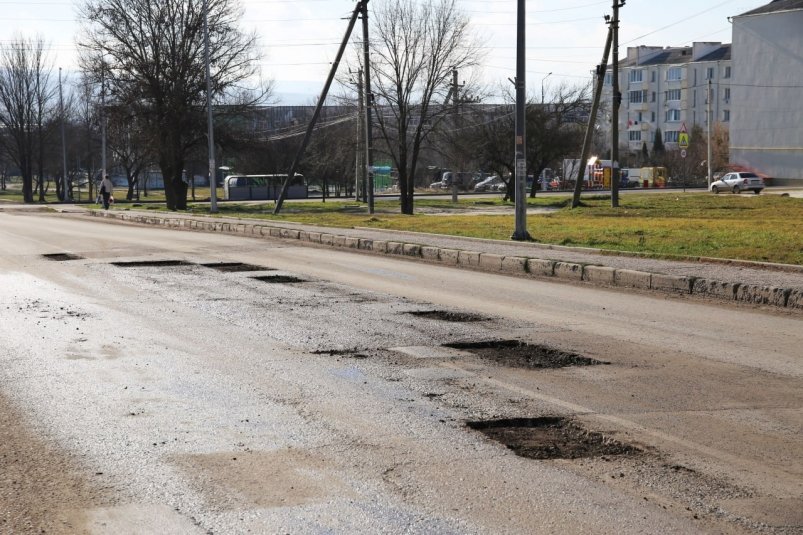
710 172 764 194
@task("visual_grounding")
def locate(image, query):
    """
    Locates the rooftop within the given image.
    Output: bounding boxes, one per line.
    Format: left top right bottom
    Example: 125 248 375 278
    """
738 0 803 16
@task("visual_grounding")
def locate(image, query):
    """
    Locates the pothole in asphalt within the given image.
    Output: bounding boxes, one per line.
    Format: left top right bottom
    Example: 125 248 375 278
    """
311 349 370 359
42 253 84 261
466 417 639 460
201 262 274 272
407 310 488 322
111 260 193 267
251 274 306 284
443 340 606 369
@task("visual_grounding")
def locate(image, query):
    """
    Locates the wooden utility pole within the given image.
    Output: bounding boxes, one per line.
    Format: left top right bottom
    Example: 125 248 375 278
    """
273 1 364 214
571 23 614 208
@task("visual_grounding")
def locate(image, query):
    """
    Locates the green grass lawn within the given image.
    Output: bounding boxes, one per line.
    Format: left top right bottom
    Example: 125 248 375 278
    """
170 193 803 265
4 185 801 265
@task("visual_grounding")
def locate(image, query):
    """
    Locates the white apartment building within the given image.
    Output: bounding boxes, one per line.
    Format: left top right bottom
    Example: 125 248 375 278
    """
604 42 732 153
731 0 803 184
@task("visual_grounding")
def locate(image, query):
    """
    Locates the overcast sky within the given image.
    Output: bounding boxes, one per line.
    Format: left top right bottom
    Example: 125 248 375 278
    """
2 0 769 104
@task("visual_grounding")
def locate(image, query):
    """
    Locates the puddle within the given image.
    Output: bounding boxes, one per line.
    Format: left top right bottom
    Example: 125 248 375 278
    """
443 340 606 369
42 253 83 261
251 275 306 284
111 260 192 267
467 417 639 460
201 262 273 272
407 310 488 322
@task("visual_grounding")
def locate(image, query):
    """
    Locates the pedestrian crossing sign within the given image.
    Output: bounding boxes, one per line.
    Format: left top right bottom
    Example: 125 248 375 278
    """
678 122 690 149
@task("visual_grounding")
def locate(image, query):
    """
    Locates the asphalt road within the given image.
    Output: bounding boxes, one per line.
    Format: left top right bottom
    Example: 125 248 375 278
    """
1 210 801 534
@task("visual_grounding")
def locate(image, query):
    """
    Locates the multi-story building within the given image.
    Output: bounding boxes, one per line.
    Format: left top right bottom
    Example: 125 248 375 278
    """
604 42 732 153
731 0 803 184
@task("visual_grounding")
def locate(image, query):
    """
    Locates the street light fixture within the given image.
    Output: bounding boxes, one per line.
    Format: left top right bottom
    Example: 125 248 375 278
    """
541 72 552 105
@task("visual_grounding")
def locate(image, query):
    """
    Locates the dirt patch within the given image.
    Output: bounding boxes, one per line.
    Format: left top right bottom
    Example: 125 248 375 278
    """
444 340 607 368
407 310 488 322
171 449 347 511
42 253 84 261
466 417 639 460
251 275 306 284
0 392 108 533
111 260 192 267
201 262 273 272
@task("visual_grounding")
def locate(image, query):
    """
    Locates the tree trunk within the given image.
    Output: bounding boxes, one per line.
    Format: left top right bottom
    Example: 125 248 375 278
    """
22 168 34 203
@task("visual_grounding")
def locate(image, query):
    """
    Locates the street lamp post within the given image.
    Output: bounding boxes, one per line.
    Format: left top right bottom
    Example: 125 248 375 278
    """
541 72 552 105
204 0 218 213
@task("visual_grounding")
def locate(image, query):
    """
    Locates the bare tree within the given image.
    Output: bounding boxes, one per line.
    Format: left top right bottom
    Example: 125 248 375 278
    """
468 83 591 200
107 106 152 200
0 36 56 203
78 0 267 210
370 0 481 214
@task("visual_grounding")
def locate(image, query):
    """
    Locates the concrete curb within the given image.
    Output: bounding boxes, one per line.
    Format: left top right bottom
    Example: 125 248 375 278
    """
86 210 801 312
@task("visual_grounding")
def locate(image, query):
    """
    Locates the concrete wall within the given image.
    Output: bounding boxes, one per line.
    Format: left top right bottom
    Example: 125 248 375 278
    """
731 10 803 183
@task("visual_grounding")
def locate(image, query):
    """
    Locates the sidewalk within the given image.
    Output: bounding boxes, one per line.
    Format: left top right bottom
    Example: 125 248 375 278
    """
77 206 803 312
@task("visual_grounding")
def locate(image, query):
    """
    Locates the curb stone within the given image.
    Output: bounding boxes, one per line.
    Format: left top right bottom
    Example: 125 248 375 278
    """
84 210 801 312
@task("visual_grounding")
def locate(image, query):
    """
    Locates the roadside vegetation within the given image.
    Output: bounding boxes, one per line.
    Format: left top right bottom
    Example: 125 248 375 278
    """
129 192 801 265
3 181 800 264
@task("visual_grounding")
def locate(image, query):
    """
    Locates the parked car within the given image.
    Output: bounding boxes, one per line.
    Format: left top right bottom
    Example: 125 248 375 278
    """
710 172 764 194
473 176 502 192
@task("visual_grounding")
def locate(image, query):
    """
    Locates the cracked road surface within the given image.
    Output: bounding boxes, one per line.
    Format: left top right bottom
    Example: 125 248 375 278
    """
1 210 801 534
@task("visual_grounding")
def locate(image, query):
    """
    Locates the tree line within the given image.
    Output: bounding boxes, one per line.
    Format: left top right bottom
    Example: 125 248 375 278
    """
0 0 724 213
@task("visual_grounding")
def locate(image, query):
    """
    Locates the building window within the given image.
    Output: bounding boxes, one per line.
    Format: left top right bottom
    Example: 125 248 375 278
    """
651 111 656 122
724 66 731 79
651 91 656 102
666 89 681 101
724 87 731 102
604 73 612 86
629 130 642 141
665 131 679 143
651 71 656 83
629 90 645 104
667 67 682 81
723 110 730 122
629 70 643 83
665 109 681 122
706 67 715 80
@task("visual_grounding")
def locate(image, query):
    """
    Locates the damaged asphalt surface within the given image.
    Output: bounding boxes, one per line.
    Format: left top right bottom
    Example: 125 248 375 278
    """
1 210 801 534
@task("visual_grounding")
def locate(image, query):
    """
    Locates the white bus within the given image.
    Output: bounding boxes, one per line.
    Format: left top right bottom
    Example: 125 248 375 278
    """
223 174 308 201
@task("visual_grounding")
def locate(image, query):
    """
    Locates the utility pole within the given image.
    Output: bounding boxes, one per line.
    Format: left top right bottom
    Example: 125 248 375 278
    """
512 0 531 241
611 0 625 208
541 72 552 105
100 62 107 189
707 78 713 189
361 0 374 214
451 67 459 203
354 69 365 201
571 22 613 208
204 0 218 213
273 0 363 214
59 67 71 201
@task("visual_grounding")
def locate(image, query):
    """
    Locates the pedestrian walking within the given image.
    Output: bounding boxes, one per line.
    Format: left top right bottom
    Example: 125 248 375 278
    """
99 175 114 210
